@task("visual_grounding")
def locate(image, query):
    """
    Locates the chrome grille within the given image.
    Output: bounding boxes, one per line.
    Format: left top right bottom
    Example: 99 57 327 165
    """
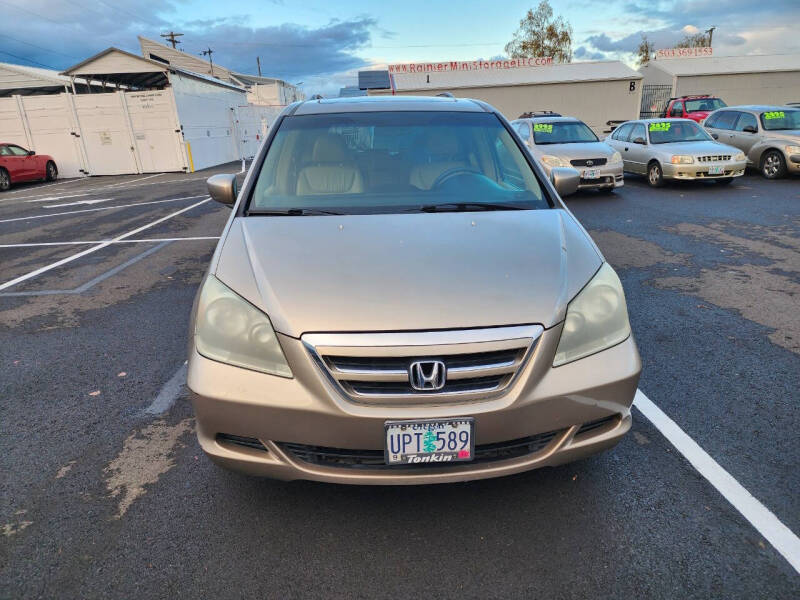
303 325 542 405
697 155 731 162
570 157 607 167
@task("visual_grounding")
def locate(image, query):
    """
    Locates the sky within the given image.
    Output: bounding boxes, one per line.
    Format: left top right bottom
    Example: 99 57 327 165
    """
1 0 799 96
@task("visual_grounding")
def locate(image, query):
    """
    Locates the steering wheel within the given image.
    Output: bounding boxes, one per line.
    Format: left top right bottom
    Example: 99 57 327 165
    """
431 167 482 189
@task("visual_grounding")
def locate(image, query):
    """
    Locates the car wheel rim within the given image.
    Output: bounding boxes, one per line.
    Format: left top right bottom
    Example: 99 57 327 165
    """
0 173 7 188
764 155 779 176
48 165 55 178
649 167 659 184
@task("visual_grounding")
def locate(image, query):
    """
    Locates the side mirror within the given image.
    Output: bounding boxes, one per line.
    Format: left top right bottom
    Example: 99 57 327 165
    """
550 167 580 197
207 173 238 207
711 133 719 140
633 137 646 145
743 125 757 134
27 150 35 156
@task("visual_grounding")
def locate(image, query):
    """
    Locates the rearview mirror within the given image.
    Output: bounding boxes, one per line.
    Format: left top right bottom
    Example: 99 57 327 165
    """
27 150 35 156
743 125 757 133
633 137 646 145
711 133 719 140
550 167 580 197
207 173 238 207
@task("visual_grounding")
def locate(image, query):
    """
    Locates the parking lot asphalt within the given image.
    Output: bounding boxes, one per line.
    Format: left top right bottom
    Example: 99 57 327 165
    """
1 167 798 599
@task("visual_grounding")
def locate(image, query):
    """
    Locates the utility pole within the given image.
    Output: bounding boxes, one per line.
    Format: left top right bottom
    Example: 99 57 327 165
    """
200 47 215 77
256 56 262 77
705 26 716 47
160 31 183 49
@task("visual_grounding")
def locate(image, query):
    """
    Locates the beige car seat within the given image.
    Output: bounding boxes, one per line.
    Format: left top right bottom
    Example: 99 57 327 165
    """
296 134 364 195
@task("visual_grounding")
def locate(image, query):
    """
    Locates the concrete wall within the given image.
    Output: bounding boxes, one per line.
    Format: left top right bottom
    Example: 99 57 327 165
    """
675 72 800 106
372 79 643 135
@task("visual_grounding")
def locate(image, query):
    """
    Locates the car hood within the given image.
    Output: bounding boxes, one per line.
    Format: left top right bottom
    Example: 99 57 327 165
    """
533 141 616 160
652 139 740 156
213 210 602 337
687 111 711 121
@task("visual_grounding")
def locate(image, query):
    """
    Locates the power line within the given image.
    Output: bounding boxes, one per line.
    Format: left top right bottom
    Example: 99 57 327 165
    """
0 49 60 70
1 33 82 60
161 31 184 49
0 0 64 25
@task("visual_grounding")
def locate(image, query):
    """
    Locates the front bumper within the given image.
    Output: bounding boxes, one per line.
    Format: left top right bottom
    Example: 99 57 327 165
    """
576 163 624 190
663 160 747 180
188 325 641 484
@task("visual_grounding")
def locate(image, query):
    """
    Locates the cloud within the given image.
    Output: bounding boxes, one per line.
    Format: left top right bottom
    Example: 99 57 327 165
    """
0 0 376 92
574 46 607 60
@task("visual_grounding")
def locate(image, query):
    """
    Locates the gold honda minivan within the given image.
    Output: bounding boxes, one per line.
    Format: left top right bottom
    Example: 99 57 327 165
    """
188 96 641 484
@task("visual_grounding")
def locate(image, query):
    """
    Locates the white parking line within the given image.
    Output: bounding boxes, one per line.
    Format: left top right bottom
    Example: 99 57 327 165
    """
144 362 188 414
1 178 84 197
0 195 208 224
0 237 220 248
103 173 164 189
634 389 800 575
43 198 113 208
26 192 92 203
0 198 211 292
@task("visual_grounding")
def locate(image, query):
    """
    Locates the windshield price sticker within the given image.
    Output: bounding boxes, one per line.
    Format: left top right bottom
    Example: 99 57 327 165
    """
764 111 785 120
650 122 671 132
534 123 553 133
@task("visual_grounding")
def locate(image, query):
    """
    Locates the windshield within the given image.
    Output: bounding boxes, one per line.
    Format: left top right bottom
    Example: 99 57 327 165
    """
532 121 598 144
760 109 800 131
648 120 712 144
248 111 547 214
685 98 726 112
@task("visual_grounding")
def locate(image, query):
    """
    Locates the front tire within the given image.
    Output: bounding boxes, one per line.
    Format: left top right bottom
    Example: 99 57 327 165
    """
647 161 664 188
716 177 734 186
760 150 786 179
0 168 10 191
45 161 58 182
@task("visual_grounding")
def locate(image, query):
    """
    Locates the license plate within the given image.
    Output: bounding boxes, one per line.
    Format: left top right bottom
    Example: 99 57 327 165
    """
582 169 600 179
708 165 724 175
384 418 474 465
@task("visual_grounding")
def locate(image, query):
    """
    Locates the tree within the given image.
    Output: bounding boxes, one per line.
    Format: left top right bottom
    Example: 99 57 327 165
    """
505 1 573 63
676 28 714 48
637 34 654 67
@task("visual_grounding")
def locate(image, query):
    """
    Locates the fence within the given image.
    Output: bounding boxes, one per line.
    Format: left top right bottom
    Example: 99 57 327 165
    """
640 84 672 119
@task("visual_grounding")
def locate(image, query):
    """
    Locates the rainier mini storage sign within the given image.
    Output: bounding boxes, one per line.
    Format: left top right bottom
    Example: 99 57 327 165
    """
388 57 553 74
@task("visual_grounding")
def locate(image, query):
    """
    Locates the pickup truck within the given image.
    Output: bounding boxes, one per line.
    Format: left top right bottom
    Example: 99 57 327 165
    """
662 95 727 123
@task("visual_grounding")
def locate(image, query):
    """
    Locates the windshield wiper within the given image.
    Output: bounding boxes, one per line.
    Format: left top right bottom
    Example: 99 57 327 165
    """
417 202 525 213
248 208 344 216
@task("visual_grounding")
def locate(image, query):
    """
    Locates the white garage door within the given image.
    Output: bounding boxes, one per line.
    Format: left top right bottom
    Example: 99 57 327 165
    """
73 93 139 176
125 91 186 173
21 95 87 179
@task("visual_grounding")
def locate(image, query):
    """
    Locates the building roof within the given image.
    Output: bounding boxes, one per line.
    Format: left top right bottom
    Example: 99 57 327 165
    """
388 60 641 92
61 47 244 91
645 54 800 76
0 62 103 95
293 95 488 115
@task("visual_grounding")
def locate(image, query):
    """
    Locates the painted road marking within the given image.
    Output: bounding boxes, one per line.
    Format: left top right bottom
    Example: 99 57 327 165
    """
43 198 113 208
634 389 800 575
26 192 92 203
144 362 188 414
103 173 164 189
0 195 208 224
0 198 210 292
0 237 220 248
0 178 84 198
0 242 171 297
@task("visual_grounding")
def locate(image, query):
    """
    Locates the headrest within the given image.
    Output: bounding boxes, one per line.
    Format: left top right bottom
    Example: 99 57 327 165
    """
312 134 349 162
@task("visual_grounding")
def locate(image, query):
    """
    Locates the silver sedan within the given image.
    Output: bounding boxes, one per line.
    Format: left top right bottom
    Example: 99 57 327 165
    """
604 118 746 187
511 116 624 193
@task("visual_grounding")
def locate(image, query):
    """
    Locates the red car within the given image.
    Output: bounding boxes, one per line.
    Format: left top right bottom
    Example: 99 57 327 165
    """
663 95 727 123
0 143 58 191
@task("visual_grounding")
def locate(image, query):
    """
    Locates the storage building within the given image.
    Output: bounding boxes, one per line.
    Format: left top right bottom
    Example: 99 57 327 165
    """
639 54 800 106
369 60 643 134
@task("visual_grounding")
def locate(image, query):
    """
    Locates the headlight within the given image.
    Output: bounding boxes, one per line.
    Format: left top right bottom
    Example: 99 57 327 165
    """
733 152 746 161
786 145 800 155
540 155 568 167
195 275 292 377
670 155 694 164
553 263 631 367
610 151 622 163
